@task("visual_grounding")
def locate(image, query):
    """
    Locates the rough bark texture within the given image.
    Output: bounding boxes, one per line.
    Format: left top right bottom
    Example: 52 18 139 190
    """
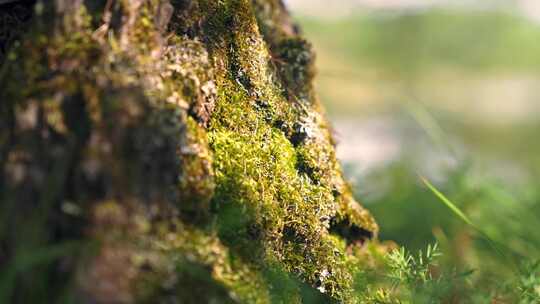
0 1 378 303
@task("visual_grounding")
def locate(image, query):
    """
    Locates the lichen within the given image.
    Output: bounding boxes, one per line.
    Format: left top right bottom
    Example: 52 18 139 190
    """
0 0 378 303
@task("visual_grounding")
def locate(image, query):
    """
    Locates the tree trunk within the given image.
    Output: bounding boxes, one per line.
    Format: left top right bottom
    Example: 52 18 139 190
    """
0 1 378 303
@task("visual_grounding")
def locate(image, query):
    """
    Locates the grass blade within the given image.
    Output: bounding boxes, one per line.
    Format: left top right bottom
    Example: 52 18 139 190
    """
420 176 474 227
420 176 521 271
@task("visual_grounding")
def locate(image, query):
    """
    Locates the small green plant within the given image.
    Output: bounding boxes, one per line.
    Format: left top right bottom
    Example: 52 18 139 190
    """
386 243 442 286
385 243 452 303
517 260 540 304
358 243 453 303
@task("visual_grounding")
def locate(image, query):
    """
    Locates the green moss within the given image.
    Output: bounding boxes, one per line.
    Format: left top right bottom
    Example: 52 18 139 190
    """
1 0 379 303
177 116 215 219
143 219 272 304
207 70 373 302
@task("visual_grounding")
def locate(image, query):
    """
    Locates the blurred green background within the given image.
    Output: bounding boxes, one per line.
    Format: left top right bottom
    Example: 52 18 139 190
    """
288 0 540 301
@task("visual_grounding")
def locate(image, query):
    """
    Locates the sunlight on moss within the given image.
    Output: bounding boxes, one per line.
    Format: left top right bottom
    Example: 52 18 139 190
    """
0 0 379 302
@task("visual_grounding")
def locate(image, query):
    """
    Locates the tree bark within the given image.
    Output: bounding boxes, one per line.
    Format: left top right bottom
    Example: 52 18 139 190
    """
0 1 378 303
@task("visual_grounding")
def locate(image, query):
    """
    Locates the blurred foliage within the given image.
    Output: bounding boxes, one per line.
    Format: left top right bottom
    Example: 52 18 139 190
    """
296 7 540 303
354 158 540 302
300 10 540 76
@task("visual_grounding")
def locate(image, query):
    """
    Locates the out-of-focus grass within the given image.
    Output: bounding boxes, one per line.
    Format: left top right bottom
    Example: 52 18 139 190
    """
296 7 540 302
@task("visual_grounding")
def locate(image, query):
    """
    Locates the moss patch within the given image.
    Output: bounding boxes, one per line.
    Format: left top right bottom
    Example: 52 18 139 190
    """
0 0 378 303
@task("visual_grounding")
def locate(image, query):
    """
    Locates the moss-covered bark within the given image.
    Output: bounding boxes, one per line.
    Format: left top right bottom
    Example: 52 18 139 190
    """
0 1 378 303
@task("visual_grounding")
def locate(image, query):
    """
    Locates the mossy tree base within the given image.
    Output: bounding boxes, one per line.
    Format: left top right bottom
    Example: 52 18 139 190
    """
0 0 378 303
